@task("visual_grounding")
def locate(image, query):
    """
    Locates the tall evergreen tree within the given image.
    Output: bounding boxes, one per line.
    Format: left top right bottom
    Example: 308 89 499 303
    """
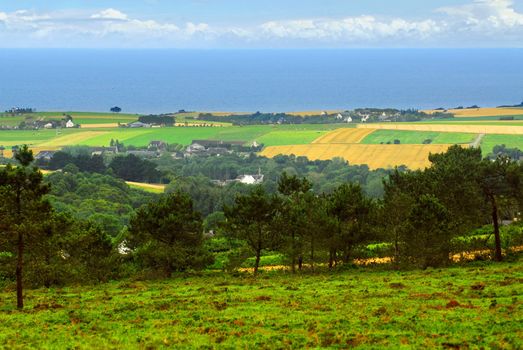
224 186 281 274
0 145 50 309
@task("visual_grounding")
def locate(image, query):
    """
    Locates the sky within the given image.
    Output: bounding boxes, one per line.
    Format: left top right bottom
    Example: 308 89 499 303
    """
0 0 522 48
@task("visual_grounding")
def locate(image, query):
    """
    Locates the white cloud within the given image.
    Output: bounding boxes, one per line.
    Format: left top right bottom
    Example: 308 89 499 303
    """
0 1 522 47
438 0 523 28
260 16 441 42
91 8 128 21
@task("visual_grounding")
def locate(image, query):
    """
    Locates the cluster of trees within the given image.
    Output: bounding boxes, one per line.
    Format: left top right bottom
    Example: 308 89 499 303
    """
0 147 117 308
157 153 389 218
46 170 156 236
4 107 35 115
198 112 343 125
2 145 523 310
196 109 454 126
137 115 175 126
222 146 523 272
42 152 164 183
489 145 523 161
350 108 453 122
158 153 389 197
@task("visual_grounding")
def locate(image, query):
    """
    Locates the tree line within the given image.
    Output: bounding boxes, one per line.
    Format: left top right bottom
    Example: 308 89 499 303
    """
42 152 163 183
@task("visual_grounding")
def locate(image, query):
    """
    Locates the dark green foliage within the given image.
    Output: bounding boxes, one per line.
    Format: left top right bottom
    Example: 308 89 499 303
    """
197 108 451 125
109 154 162 183
138 114 175 126
45 171 157 236
126 192 212 276
402 195 453 268
490 144 523 161
23 214 117 287
47 152 106 173
326 183 376 266
223 186 282 273
0 145 51 308
275 173 313 271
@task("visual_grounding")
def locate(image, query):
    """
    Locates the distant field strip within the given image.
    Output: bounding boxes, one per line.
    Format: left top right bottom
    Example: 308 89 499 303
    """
125 181 166 193
261 144 455 169
361 130 476 145
424 107 523 117
81 123 120 128
357 123 523 135
312 128 375 144
38 132 108 147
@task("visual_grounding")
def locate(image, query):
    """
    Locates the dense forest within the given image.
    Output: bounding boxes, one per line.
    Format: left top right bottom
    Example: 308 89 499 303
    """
1 145 523 310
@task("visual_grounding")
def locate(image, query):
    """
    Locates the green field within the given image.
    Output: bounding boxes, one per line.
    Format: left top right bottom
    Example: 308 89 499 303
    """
0 258 521 348
0 124 348 149
0 111 138 126
361 130 476 145
481 135 523 154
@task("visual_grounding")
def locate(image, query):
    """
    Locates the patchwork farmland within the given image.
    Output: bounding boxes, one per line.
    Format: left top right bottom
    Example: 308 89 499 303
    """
1 108 522 169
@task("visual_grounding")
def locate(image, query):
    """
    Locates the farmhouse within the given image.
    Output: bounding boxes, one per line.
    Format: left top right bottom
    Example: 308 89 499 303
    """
65 120 75 128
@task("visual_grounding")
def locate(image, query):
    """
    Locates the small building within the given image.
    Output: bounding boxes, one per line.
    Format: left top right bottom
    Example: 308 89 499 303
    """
128 121 151 128
44 123 54 129
148 141 167 151
237 169 264 185
185 142 206 154
90 146 118 156
35 150 57 161
65 120 75 128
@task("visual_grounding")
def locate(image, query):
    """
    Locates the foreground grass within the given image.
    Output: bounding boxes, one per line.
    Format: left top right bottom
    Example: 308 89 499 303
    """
0 258 522 349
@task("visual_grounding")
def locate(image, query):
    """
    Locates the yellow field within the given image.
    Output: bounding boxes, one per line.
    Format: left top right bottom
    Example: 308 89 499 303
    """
423 107 523 117
261 144 456 169
81 123 119 128
37 132 107 148
313 128 375 144
125 181 166 193
357 123 523 135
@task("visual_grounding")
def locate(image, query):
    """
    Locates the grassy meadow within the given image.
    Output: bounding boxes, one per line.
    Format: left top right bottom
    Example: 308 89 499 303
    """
0 258 521 349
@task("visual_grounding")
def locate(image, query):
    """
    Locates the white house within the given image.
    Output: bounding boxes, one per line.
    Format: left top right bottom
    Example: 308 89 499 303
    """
237 174 264 185
44 123 53 129
65 120 75 128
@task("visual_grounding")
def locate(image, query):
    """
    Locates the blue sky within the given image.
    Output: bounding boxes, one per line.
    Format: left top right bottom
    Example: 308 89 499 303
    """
1 0 522 48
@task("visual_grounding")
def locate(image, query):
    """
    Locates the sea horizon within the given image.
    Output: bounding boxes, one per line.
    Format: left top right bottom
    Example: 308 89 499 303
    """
1 48 522 114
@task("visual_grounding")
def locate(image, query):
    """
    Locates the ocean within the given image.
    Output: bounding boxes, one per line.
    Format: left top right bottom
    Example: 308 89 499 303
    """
1 49 522 114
